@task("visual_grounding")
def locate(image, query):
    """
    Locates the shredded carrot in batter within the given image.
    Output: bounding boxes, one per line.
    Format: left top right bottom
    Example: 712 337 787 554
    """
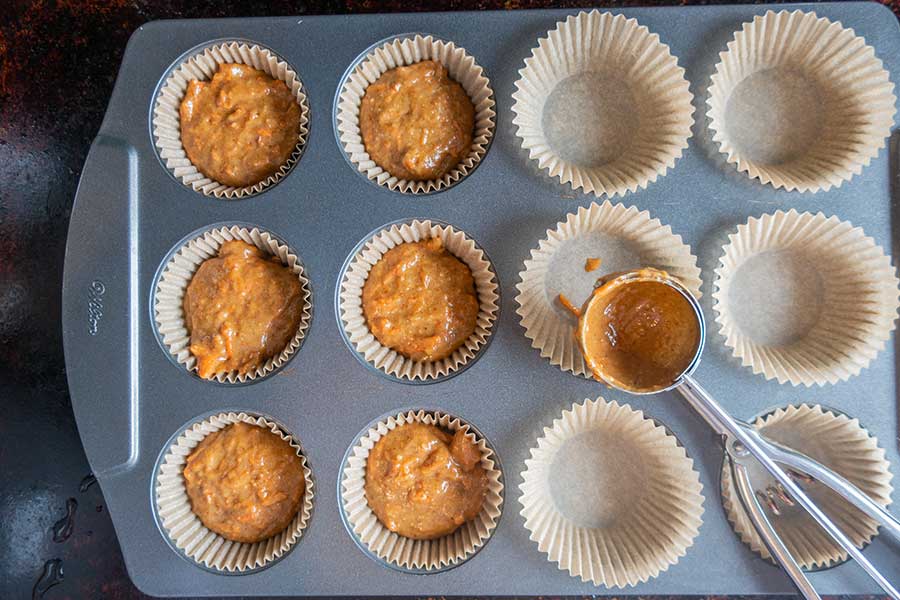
584 257 602 272
557 293 581 317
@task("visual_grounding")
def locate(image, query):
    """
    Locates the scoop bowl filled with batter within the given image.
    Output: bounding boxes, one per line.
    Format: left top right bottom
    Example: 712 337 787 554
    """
575 268 704 394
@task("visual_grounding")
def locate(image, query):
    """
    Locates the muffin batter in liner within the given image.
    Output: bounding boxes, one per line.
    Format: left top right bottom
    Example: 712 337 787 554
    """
515 201 701 379
713 210 899 386
338 219 499 381
340 409 503 572
721 404 893 569
154 411 315 573
335 34 495 194
511 10 693 197
519 397 704 587
153 41 310 198
707 10 896 192
154 225 312 384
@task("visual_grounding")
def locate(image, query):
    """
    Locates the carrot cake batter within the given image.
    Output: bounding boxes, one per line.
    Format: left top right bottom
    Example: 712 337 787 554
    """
183 240 302 379
183 422 305 544
180 63 300 187
361 238 478 362
365 422 487 540
359 60 474 181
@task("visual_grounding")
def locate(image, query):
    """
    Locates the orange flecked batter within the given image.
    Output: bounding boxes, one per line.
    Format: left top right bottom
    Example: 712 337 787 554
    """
180 63 299 187
183 240 302 379
365 422 487 540
183 422 305 543
359 61 474 181
362 238 478 362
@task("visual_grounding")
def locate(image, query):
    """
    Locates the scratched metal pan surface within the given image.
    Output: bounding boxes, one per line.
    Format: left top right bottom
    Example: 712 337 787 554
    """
61 3 900 597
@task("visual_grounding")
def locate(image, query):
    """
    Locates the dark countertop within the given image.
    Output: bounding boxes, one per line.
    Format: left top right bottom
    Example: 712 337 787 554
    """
1 1 897 598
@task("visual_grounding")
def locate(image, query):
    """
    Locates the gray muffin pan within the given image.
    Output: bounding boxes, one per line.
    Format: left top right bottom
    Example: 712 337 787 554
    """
62 3 900 596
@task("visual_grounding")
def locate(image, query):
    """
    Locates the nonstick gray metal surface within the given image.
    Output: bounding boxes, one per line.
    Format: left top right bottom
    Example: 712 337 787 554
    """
61 3 900 596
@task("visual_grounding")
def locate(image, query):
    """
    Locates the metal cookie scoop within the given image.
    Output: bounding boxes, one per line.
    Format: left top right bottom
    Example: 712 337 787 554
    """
576 269 900 600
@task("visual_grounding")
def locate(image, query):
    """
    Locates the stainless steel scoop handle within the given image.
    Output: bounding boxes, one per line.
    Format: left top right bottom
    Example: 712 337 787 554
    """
730 458 820 600
755 434 900 540
677 374 900 600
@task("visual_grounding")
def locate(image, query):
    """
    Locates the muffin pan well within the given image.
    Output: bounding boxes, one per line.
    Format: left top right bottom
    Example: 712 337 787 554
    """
339 408 504 574
152 410 315 573
152 40 310 198
335 33 496 194
152 223 313 384
62 3 900 597
336 218 500 383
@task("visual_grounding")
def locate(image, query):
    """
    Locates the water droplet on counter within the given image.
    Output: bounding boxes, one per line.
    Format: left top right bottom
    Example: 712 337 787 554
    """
32 559 63 599
78 473 97 493
51 498 77 543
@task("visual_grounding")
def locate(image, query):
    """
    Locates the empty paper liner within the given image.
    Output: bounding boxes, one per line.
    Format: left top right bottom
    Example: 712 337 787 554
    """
511 10 693 197
721 404 893 569
335 34 495 194
713 209 900 386
515 201 701 378
152 41 310 198
154 411 315 573
153 225 312 384
339 409 504 572
337 219 499 382
707 9 896 192
519 397 704 588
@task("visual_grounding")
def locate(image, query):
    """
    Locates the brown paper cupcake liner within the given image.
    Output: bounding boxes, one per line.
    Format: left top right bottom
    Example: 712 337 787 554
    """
154 411 315 573
707 10 896 192
152 41 310 198
511 10 694 197
519 397 704 588
337 219 499 381
515 201 702 378
153 225 312 383
335 34 495 194
713 209 900 386
339 409 504 572
721 404 893 569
